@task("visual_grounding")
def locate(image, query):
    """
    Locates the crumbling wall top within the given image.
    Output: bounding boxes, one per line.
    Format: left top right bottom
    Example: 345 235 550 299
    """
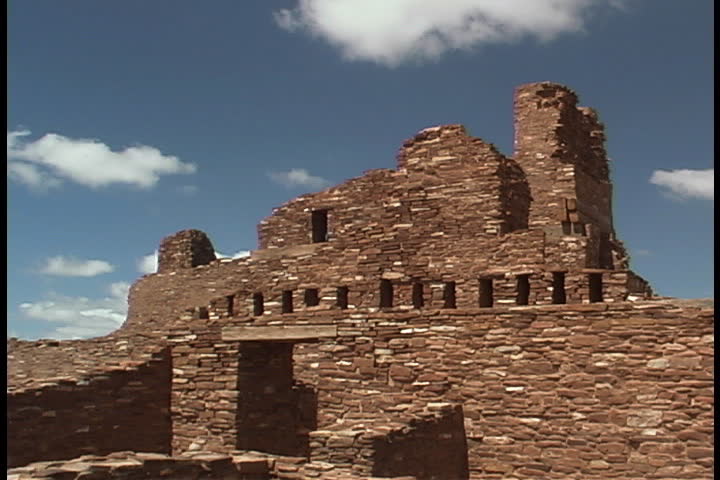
158 229 216 273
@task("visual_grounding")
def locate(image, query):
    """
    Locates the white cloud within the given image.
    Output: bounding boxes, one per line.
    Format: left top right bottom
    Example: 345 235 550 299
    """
7 161 62 191
137 251 159 275
649 168 714 200
273 0 625 66
39 256 115 277
17 282 130 339
215 250 251 259
268 168 330 189
7 129 196 190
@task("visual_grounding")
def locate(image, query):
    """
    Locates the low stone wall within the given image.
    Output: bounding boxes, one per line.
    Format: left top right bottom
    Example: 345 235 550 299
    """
7 451 271 480
7 451 421 480
7 350 172 468
307 404 468 480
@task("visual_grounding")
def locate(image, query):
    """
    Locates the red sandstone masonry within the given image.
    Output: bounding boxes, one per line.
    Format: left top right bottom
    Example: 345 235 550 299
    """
7 348 171 468
6 82 711 480
167 301 713 479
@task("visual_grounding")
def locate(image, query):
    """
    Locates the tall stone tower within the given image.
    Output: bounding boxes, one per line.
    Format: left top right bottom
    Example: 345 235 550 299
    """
513 82 623 268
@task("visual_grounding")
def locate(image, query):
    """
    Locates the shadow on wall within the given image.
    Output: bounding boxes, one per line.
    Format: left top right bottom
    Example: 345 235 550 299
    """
7 350 172 468
235 341 318 457
372 405 469 480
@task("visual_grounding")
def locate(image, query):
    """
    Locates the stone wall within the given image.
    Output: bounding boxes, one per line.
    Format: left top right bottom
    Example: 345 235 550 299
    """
513 83 611 233
158 229 216 273
6 81 710 479
7 451 273 480
167 299 713 479
258 124 530 251
7 349 172 468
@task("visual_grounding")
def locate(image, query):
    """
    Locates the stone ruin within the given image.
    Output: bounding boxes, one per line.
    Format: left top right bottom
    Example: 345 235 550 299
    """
7 82 714 480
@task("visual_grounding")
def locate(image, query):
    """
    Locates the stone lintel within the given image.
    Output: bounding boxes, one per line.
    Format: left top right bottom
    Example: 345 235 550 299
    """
222 325 337 342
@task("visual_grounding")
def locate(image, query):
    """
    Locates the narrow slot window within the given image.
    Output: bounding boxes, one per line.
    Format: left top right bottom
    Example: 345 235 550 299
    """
552 272 566 304
516 275 530 305
588 273 603 303
443 281 456 308
282 290 293 314
304 289 320 307
226 295 234 316
478 278 493 308
412 282 424 309
336 286 349 309
380 279 393 308
311 210 328 243
253 293 264 316
561 221 572 235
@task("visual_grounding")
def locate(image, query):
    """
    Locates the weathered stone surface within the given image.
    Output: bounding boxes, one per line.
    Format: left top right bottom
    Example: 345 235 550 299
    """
7 82 713 480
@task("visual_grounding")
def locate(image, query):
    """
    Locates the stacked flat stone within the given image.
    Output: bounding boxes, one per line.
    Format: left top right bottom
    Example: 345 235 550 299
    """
7 82 713 479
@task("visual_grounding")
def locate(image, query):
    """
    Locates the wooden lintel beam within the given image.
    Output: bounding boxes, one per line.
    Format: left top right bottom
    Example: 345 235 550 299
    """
222 325 337 342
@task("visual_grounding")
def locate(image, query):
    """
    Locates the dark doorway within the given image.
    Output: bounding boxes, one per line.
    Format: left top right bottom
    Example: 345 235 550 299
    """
304 289 319 307
336 287 349 309
478 279 493 308
282 290 294 314
589 273 603 302
253 293 264 316
412 282 424 309
235 342 317 457
552 272 566 304
443 282 457 308
516 275 530 305
311 210 328 243
380 279 393 308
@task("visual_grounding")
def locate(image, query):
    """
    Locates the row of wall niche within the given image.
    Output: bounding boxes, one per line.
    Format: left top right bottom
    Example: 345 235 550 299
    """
200 273 607 319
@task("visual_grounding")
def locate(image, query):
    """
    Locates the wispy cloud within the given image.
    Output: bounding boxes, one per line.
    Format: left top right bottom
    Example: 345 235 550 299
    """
268 168 330 189
39 256 115 277
137 251 159 275
18 282 130 339
273 0 626 66
7 129 196 190
7 161 62 191
649 168 713 200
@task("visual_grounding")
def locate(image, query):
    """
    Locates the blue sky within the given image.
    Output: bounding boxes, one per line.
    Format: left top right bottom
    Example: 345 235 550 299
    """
8 0 713 340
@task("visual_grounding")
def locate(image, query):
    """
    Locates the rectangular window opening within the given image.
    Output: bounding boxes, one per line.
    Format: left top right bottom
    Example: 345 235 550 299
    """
304 288 320 307
478 278 493 308
336 286 349 309
412 282 424 309
198 306 209 319
561 221 572 235
380 279 393 308
589 273 603 303
552 272 566 304
443 281 456 308
572 222 586 236
282 290 294 314
516 275 530 305
253 293 264 316
226 295 234 316
311 210 329 243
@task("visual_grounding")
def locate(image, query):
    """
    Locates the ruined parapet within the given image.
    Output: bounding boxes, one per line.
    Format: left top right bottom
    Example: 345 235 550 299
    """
157 229 216 273
7 451 274 480
397 124 530 234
